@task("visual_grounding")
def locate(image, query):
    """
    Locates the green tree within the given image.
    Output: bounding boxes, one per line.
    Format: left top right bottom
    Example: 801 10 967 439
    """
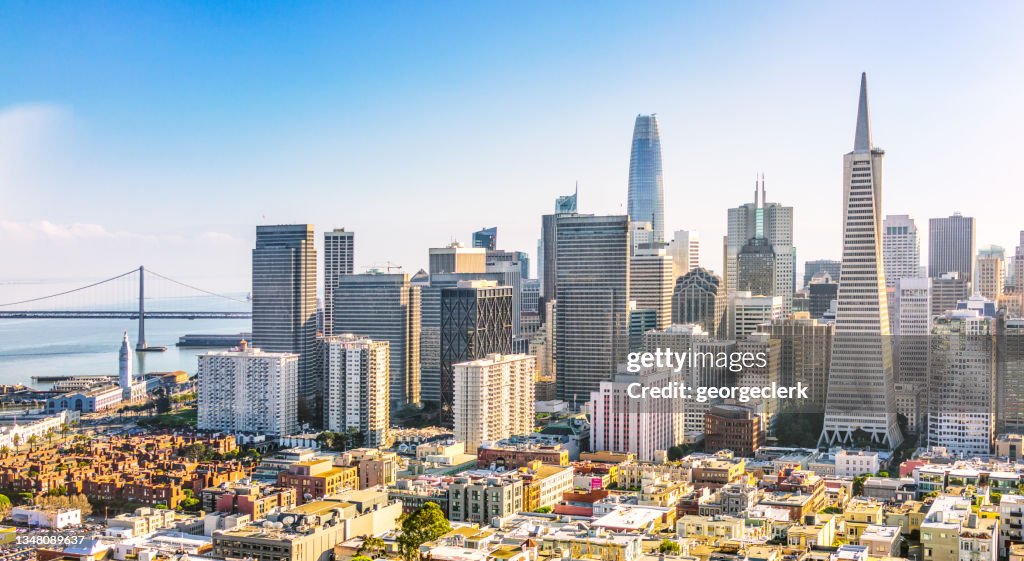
352 556 374 561
853 474 870 496
397 502 451 561
26 434 40 451
357 536 387 559
0 493 11 520
178 497 202 512
659 540 681 554
667 446 685 461
534 506 553 514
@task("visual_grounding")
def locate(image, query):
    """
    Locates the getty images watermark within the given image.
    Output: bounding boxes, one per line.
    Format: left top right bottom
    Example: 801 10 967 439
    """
623 348 810 403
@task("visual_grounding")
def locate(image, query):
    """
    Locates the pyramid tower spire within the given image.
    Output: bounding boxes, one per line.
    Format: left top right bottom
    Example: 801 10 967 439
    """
854 72 872 152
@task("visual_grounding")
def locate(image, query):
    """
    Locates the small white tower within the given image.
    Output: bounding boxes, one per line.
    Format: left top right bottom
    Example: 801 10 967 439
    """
119 331 133 394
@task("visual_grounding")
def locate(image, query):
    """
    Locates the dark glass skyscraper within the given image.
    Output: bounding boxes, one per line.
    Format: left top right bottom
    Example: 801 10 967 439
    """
252 224 319 425
439 281 513 426
627 114 665 243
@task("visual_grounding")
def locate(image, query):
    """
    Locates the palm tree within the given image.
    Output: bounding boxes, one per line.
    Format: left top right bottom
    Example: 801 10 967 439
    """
44 429 55 446
12 434 20 454
60 423 70 441
0 446 9 458
26 435 40 452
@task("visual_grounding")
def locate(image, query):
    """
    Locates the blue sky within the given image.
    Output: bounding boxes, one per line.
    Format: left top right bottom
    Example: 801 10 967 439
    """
1 1 1022 293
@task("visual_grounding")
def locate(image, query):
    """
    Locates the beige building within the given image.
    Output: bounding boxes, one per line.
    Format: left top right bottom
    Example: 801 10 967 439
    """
212 491 401 561
922 496 998 561
976 246 1005 302
447 470 524 524
630 248 674 329
452 353 536 451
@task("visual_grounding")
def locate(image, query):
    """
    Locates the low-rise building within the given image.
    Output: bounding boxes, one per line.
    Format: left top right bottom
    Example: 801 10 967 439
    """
10 506 80 529
858 524 901 557
276 458 357 504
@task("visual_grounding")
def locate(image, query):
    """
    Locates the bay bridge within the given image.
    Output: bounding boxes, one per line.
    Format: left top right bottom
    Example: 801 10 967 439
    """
0 266 251 350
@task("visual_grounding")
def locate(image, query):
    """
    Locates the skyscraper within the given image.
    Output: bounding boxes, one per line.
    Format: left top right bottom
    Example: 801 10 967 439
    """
726 178 795 313
883 215 921 288
627 114 665 244
323 228 355 336
333 273 421 406
440 280 514 425
892 276 931 433
668 229 700 279
803 259 841 289
976 245 1005 302
428 243 487 275
252 224 318 424
928 310 996 456
323 334 391 448
819 73 902 449
540 189 579 301
671 267 726 337
929 213 976 281
630 248 674 330
417 271 505 404
472 227 498 250
555 214 630 404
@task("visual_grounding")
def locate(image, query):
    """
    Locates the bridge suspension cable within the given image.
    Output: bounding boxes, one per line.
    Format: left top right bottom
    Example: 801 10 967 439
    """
145 268 249 304
0 268 139 308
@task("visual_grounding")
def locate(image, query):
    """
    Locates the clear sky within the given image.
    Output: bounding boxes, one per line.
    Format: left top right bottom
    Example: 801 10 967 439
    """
2 1 1022 294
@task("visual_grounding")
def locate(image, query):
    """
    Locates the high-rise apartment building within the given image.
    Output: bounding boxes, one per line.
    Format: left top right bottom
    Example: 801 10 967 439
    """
929 213 976 281
485 251 524 336
452 353 535 451
669 230 700 280
198 342 299 437
440 281 514 425
976 245 1005 302
627 114 665 243
554 214 630 404
726 178 795 313
252 224 318 424
589 366 683 462
819 74 902 449
630 248 674 329
323 228 355 336
333 273 421 406
928 310 996 456
323 334 390 448
883 215 921 288
429 243 487 275
671 268 726 337
472 227 497 250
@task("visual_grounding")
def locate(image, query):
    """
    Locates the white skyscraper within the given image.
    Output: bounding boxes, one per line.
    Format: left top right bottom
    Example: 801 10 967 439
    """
726 178 795 314
589 365 684 462
323 228 355 336
630 248 674 329
928 310 996 456
976 245 1005 302
819 73 902 449
452 353 535 451
197 342 299 437
883 215 921 288
668 230 700 280
893 277 932 433
323 334 391 448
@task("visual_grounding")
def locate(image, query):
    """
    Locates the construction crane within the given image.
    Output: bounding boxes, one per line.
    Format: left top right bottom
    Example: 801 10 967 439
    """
363 261 404 273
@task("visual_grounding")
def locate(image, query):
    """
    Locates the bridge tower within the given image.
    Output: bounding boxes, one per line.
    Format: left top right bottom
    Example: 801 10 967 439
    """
136 265 147 351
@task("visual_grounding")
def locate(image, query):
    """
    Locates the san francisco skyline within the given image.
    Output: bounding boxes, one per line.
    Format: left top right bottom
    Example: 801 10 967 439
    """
2 2 1023 292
